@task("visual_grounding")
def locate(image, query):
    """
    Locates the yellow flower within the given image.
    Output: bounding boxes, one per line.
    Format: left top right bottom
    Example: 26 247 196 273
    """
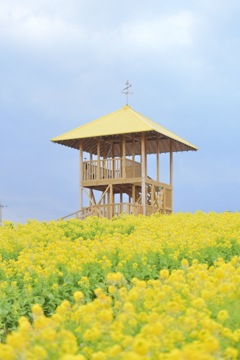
0 344 15 360
34 315 51 330
191 298 206 309
167 301 180 314
128 288 139 301
94 287 103 297
6 332 25 351
221 327 232 338
233 329 240 342
18 316 32 334
203 336 220 352
160 269 169 279
91 352 106 360
73 290 84 302
28 345 48 359
132 338 149 355
106 272 124 284
122 352 142 360
181 259 189 268
51 283 59 290
108 285 116 294
83 327 102 341
224 347 238 359
41 328 57 342
192 259 199 265
215 268 225 279
107 345 122 356
123 302 135 312
61 355 86 360
31 303 43 317
60 330 78 354
217 309 229 322
97 309 113 322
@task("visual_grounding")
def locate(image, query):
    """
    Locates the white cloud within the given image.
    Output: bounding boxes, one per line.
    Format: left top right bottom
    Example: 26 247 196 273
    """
0 1 85 47
120 11 195 52
0 2 195 56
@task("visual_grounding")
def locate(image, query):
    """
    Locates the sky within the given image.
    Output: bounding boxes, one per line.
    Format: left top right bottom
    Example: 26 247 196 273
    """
1 0 240 223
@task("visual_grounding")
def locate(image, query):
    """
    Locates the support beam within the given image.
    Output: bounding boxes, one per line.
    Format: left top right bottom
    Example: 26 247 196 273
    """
151 185 155 207
90 189 96 205
170 139 173 212
79 142 83 211
97 139 101 180
103 141 107 177
157 136 160 182
82 187 95 206
132 135 135 177
170 140 173 186
97 185 110 206
141 133 146 215
132 184 136 204
112 143 115 177
122 135 126 178
109 184 113 219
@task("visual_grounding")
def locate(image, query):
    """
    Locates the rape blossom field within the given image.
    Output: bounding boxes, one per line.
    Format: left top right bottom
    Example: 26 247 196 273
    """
0 212 240 359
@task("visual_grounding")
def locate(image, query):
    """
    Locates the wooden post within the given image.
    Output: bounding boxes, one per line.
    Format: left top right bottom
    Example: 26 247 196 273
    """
102 140 105 176
110 184 113 219
141 133 146 215
170 140 173 186
132 184 136 204
151 185 154 208
132 135 135 177
79 141 83 213
122 135 126 178
170 139 173 212
89 145 93 181
112 143 115 178
145 136 148 178
157 136 160 182
97 139 100 180
89 189 94 207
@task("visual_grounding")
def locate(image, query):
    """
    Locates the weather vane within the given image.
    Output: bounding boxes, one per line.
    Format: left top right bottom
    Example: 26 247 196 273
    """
0 200 7 226
122 80 133 105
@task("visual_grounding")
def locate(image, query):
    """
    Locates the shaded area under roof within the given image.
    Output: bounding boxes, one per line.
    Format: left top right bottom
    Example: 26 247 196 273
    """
51 105 198 156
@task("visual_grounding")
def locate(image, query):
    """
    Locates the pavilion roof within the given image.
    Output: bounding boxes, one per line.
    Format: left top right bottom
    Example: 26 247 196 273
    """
51 105 198 155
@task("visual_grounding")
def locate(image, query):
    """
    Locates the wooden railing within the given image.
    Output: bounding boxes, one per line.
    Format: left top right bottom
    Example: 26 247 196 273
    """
59 196 172 221
83 158 141 181
60 203 143 221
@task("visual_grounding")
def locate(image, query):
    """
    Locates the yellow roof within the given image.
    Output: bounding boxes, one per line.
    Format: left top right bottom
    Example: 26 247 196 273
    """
51 105 198 154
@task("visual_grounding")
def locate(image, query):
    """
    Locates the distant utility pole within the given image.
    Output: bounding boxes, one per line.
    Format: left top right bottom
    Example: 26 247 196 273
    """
0 200 7 226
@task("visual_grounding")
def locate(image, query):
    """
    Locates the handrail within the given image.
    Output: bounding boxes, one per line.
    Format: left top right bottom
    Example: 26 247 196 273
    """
82 158 141 181
59 202 143 221
60 210 81 220
58 209 82 221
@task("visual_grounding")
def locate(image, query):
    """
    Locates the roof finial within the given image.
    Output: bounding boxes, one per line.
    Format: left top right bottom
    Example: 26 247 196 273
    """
122 80 133 105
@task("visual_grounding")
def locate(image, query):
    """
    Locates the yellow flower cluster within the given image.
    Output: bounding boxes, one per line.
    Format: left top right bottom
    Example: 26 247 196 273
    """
0 212 239 282
0 212 239 359
1 259 240 359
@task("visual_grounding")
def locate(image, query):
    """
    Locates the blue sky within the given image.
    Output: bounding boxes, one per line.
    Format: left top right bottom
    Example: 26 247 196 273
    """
1 0 240 223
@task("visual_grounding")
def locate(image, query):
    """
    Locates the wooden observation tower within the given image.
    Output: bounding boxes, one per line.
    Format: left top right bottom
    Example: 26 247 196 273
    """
51 104 197 220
